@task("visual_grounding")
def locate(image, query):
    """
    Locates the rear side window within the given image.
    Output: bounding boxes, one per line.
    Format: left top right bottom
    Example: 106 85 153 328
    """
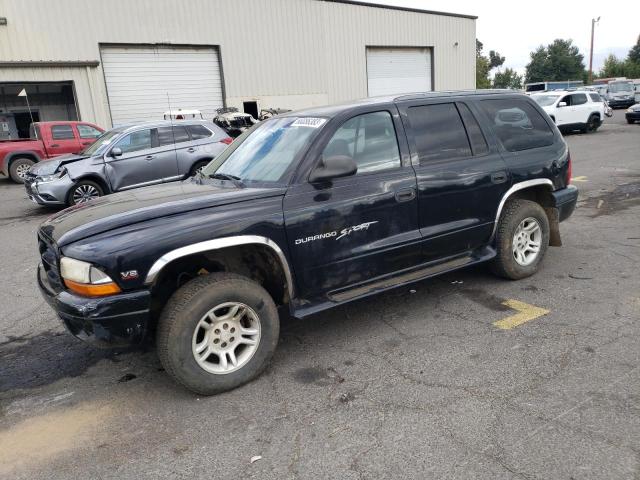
322 111 400 174
478 99 554 152
186 124 213 140
589 93 601 102
157 126 190 147
457 103 489 156
51 125 75 140
571 93 588 105
408 103 471 163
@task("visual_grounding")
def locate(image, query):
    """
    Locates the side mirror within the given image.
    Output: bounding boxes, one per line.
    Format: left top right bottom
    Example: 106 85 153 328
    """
557 102 567 107
110 147 123 157
309 155 357 183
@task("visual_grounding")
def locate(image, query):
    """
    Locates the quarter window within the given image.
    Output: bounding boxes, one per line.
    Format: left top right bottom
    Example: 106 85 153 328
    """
77 124 102 139
408 103 471 164
457 103 489 156
51 125 75 140
322 111 400 174
157 126 190 147
113 129 152 154
479 98 554 152
186 124 213 140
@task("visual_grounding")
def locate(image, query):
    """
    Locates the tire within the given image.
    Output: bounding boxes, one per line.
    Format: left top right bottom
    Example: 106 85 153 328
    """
9 157 35 183
586 114 600 132
628 119 635 125
157 272 280 395
190 160 209 177
67 179 104 206
491 199 550 280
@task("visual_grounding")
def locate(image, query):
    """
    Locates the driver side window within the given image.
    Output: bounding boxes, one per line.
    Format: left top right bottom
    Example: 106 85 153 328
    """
113 129 152 154
322 111 400 175
559 95 572 106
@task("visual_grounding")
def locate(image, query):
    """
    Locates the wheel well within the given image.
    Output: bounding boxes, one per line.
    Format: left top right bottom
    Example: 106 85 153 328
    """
9 153 39 167
189 158 212 175
149 244 290 318
506 185 561 246
73 175 111 194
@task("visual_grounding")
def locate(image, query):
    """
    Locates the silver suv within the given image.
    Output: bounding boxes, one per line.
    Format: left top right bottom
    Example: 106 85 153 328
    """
24 120 232 206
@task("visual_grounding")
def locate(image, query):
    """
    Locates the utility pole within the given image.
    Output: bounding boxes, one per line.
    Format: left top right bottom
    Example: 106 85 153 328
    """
588 16 600 84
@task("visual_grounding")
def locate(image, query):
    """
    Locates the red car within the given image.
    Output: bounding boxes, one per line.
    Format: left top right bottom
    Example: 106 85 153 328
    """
0 121 104 183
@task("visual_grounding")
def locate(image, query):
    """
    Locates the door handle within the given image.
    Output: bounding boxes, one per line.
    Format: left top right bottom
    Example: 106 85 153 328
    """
145 155 154 161
394 187 416 203
187 147 196 153
491 171 508 184
50 144 60 148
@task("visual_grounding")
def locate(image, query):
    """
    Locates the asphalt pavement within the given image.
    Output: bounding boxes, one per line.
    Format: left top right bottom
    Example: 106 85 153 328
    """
0 110 639 479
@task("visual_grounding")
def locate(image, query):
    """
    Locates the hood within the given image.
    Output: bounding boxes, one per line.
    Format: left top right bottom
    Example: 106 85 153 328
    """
40 179 286 246
30 154 90 176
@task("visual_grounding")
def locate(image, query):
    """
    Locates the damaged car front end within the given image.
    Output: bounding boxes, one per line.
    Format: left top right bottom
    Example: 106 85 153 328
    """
213 107 258 137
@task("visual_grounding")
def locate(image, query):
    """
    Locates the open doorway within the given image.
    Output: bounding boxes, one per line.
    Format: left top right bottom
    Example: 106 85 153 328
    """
243 101 259 119
14 111 40 138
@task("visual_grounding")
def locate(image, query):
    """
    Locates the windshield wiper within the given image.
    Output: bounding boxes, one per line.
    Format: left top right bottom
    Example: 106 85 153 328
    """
208 172 245 187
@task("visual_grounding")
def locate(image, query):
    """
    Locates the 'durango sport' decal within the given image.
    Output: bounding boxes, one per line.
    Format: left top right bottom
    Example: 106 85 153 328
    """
295 221 378 245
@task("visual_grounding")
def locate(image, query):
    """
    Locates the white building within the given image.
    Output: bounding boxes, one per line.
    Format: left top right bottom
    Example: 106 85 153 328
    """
0 0 476 135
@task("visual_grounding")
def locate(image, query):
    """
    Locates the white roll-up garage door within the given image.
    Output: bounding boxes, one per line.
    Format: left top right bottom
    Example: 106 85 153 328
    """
101 46 223 126
366 48 432 97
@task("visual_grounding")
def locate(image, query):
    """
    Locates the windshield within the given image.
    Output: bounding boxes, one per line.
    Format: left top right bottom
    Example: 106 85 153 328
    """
80 129 123 156
202 116 326 184
609 82 633 93
533 95 560 107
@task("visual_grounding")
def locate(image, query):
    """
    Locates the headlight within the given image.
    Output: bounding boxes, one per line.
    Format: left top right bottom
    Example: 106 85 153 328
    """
60 257 121 296
37 168 67 183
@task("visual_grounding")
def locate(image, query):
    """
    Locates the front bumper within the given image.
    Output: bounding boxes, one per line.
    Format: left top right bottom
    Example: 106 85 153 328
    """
608 98 635 109
552 185 578 222
24 174 73 206
38 263 151 347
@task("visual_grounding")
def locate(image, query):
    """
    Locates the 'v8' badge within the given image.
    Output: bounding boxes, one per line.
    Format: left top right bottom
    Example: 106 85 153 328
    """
120 270 139 281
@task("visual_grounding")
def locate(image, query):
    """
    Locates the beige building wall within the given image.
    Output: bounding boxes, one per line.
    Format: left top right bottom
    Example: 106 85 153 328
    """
0 0 476 127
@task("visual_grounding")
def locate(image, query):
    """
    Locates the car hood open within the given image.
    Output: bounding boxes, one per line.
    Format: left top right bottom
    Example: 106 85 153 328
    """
40 180 286 246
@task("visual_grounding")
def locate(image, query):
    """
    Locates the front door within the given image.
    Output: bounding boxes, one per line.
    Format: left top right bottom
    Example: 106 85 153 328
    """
398 100 510 261
105 128 178 191
284 109 421 301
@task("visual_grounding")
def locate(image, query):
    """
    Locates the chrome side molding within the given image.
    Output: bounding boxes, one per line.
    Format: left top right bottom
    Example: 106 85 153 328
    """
144 235 295 296
491 179 554 239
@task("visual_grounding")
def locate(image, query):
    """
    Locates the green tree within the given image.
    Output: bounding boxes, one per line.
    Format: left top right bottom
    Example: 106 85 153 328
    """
493 68 523 89
599 54 625 78
525 39 586 83
627 35 640 64
476 39 505 88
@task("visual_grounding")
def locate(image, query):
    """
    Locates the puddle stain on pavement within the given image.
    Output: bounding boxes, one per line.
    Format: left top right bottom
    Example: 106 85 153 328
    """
581 181 640 217
0 402 112 475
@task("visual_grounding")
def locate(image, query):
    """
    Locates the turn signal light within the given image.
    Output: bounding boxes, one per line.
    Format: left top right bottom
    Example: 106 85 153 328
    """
63 279 121 297
221 137 233 145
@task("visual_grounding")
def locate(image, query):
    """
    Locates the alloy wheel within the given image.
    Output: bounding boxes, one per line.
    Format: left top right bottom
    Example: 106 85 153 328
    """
72 184 100 203
15 163 30 180
512 217 542 266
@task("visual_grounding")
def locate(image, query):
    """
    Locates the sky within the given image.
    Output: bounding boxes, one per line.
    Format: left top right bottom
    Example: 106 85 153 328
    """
366 0 638 76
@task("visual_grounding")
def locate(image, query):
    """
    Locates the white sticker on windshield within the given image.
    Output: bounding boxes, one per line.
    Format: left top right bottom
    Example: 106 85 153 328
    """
291 117 327 128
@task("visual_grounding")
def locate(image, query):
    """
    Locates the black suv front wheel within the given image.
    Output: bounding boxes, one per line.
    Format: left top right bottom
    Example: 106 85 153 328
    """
157 272 280 395
491 199 550 280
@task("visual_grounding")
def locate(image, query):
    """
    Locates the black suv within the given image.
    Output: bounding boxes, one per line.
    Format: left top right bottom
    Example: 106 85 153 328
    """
37 91 578 394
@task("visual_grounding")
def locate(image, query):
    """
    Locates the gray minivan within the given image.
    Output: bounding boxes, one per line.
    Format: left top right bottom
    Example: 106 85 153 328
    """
24 120 232 206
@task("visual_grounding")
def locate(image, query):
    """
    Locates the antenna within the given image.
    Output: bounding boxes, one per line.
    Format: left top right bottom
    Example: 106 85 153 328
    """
166 92 177 147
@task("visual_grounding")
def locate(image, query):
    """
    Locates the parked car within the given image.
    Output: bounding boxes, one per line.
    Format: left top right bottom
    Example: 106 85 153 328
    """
213 107 258 137
36 90 577 395
626 103 640 124
0 121 104 183
24 120 232 206
531 90 605 133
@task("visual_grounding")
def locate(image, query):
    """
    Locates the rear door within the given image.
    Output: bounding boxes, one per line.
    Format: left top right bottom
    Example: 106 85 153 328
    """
283 108 421 301
156 126 190 179
398 99 510 261
47 124 82 156
105 128 179 190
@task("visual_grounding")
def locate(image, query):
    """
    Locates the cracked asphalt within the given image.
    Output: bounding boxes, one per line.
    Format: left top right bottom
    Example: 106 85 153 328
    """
1 111 639 479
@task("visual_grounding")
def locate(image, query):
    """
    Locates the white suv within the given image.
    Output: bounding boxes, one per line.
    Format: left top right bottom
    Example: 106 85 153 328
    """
531 90 605 133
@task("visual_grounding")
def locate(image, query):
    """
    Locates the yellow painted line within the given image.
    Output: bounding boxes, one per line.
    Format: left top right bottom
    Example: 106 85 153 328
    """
571 176 588 182
493 299 550 330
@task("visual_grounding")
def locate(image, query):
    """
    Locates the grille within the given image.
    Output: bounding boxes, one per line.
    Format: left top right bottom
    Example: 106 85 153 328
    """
38 233 64 292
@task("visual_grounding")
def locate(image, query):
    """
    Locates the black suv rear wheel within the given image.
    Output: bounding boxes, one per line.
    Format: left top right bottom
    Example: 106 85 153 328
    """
491 199 550 280
156 272 280 395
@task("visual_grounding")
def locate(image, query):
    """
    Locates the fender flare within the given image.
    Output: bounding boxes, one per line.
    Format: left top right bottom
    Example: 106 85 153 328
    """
144 235 295 297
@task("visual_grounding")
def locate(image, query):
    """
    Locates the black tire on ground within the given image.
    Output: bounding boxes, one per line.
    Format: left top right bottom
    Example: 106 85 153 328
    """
66 179 104 206
586 114 600 132
190 160 210 176
9 157 35 183
490 199 550 280
628 118 635 124
156 272 280 395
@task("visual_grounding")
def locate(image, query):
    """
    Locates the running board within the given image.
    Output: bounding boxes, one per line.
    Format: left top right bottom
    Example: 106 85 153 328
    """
292 246 496 318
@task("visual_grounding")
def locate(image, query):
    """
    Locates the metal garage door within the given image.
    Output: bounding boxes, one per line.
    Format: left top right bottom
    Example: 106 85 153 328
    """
101 46 223 125
366 48 432 97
